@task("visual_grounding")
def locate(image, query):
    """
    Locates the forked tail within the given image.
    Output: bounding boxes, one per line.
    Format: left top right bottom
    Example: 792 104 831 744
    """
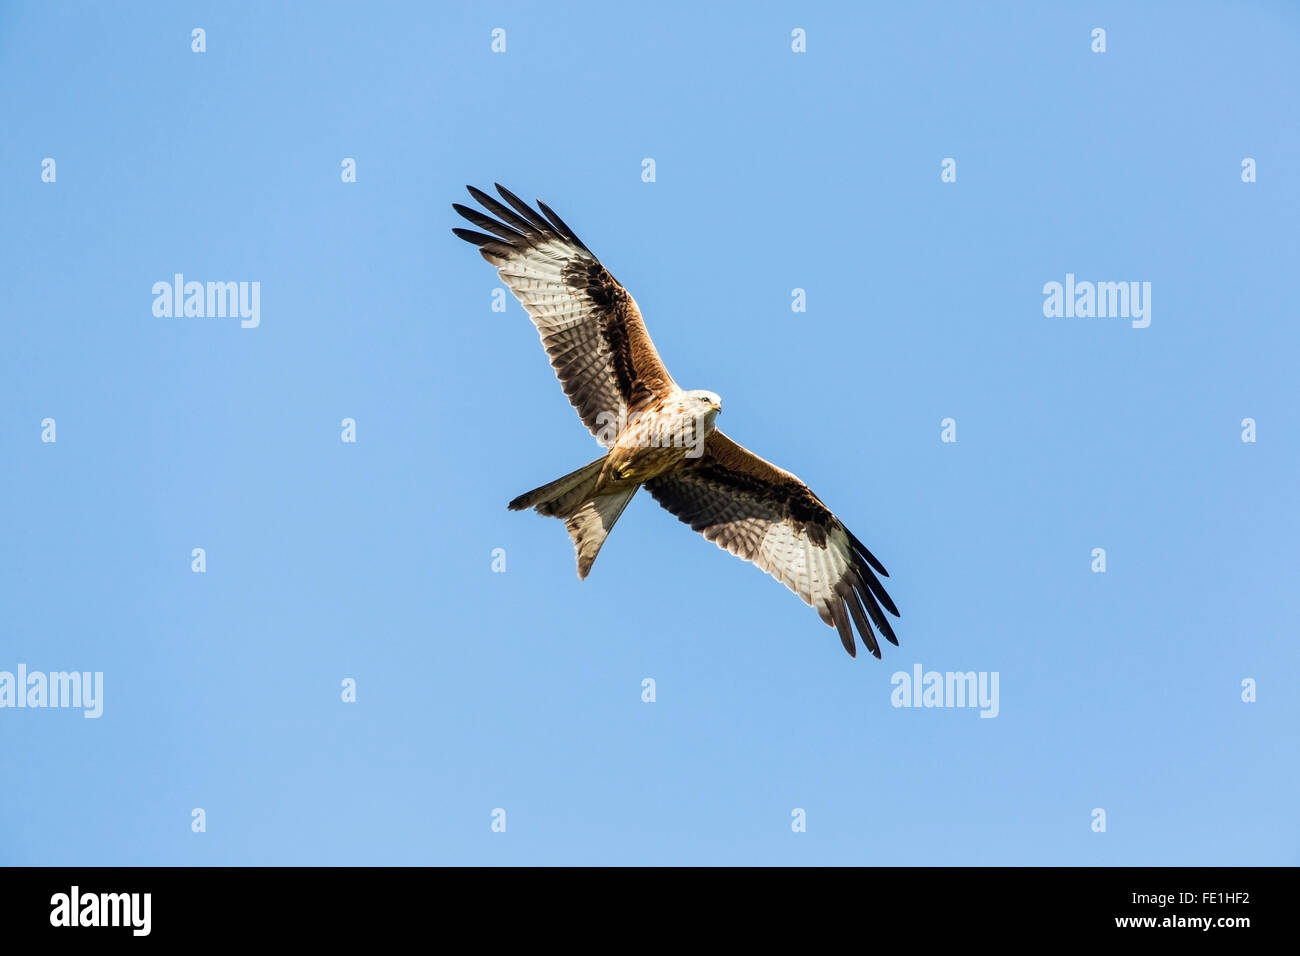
508 455 638 578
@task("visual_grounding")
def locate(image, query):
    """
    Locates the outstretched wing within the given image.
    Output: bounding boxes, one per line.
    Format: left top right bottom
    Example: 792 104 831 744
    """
453 184 676 442
644 431 900 658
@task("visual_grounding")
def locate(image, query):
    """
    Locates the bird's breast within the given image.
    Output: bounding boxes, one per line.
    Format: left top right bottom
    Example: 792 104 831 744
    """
606 403 713 482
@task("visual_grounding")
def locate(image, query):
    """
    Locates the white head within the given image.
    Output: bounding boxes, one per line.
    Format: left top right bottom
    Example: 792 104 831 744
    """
683 391 722 457
685 389 722 418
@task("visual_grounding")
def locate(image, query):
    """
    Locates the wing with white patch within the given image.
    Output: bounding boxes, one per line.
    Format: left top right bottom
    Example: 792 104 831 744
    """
453 184 676 442
644 430 900 658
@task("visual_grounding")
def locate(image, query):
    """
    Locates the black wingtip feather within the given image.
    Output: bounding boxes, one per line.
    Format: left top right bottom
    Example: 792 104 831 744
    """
843 586 881 659
457 184 593 259
494 183 552 231
829 599 856 658
856 560 900 618
453 203 526 243
466 185 540 236
536 199 589 251
451 227 496 247
846 528 889 577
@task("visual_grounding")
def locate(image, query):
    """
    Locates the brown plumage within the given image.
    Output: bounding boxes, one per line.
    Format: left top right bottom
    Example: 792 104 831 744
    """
452 185 673 434
453 185 902 658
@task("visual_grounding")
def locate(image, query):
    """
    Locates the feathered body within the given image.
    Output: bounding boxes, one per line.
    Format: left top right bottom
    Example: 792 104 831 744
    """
453 185 902 658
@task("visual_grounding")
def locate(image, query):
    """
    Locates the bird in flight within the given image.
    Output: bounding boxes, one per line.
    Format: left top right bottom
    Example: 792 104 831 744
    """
452 185 901 658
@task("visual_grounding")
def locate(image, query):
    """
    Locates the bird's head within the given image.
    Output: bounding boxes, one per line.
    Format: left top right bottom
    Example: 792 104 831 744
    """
686 389 723 416
682 390 722 458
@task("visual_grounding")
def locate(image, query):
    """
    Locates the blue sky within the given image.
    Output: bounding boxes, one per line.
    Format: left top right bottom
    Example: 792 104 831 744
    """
1 1 1296 865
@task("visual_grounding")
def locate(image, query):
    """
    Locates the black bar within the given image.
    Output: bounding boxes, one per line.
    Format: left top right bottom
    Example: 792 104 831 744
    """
0 866 1278 941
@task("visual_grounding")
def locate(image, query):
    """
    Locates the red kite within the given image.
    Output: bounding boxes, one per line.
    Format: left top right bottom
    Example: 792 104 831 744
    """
453 185 901 658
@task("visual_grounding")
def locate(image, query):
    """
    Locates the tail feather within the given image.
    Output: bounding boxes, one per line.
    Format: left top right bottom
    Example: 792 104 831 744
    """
565 487 638 579
508 454 638 578
508 456 605 516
